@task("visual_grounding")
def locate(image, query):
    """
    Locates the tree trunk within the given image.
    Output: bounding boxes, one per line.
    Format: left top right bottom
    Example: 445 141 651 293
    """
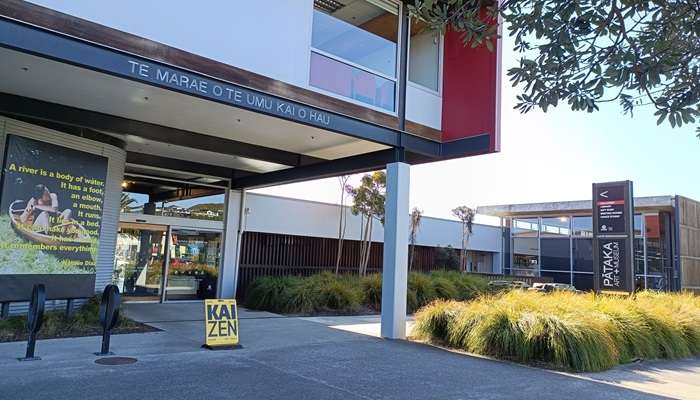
362 218 373 276
359 215 370 275
409 243 416 271
335 196 347 274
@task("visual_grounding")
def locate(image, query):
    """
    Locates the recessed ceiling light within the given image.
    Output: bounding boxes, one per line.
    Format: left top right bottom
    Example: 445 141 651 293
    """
21 67 29 72
143 96 149 101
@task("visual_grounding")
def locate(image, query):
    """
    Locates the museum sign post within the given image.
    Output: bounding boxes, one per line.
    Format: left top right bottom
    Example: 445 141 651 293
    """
592 181 635 293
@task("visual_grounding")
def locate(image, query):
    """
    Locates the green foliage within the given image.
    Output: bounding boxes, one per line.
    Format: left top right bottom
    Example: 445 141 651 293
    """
245 276 300 313
414 290 700 372
408 272 437 312
362 273 383 311
411 0 700 137
244 271 490 314
0 295 148 342
434 246 460 270
346 171 386 224
432 270 489 300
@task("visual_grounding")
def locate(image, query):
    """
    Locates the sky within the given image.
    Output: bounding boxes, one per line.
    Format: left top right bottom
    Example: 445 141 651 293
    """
253 32 699 223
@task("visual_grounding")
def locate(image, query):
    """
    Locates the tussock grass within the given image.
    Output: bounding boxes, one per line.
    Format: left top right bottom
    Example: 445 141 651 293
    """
413 290 700 372
244 271 490 314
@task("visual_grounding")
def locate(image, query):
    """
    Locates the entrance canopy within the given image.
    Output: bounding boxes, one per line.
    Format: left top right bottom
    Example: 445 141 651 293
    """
0 14 490 189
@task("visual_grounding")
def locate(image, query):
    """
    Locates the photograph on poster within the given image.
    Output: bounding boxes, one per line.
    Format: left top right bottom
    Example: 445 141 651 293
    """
0 135 107 275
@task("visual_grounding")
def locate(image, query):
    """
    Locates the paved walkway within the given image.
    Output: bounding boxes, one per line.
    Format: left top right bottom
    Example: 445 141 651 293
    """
0 302 696 400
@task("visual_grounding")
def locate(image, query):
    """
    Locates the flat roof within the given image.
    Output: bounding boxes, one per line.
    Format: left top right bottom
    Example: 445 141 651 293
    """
477 195 677 217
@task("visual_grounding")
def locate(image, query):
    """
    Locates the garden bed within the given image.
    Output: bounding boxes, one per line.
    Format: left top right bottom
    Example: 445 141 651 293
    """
413 290 700 372
244 271 489 315
0 296 156 342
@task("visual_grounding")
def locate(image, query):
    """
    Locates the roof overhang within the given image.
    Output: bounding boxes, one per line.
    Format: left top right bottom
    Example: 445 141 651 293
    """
477 196 677 217
0 11 493 189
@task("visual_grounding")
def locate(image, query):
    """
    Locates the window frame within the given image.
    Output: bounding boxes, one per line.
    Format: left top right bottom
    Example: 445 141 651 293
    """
308 1 404 114
406 20 444 96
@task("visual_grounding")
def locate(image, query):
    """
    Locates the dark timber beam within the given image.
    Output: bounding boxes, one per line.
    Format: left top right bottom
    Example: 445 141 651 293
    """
149 187 222 203
0 93 323 167
232 149 400 189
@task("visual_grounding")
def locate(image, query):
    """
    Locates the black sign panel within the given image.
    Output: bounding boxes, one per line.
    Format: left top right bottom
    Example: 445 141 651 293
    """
597 238 629 291
0 135 107 301
595 184 627 235
592 181 634 293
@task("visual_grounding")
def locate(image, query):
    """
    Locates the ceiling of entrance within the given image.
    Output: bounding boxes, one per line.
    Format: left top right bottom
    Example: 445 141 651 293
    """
0 47 388 173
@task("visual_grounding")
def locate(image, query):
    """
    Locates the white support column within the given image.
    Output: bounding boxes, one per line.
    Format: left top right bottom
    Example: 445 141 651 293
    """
381 162 410 339
220 189 246 299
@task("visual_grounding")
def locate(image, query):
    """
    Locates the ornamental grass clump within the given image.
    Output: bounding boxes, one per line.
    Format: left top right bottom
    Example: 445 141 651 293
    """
244 271 490 314
413 290 700 372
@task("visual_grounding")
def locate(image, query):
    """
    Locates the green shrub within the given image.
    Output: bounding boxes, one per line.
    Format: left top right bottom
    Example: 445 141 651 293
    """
408 272 437 312
244 276 299 313
414 290 700 372
431 271 488 300
244 271 489 315
431 276 459 300
362 274 383 311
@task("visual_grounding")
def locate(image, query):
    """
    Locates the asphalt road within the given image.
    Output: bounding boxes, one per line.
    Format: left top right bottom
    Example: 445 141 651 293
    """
0 307 671 400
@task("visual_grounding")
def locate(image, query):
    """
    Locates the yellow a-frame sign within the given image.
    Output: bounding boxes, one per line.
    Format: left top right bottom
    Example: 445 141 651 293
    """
203 299 240 349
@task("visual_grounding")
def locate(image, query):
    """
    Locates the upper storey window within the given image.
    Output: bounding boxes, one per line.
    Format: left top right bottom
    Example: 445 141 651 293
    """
310 0 399 112
409 21 441 93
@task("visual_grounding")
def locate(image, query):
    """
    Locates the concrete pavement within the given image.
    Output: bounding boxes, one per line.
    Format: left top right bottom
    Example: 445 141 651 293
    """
0 302 694 400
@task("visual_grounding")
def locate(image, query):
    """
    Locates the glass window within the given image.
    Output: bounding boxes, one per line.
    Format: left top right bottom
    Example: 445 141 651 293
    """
513 218 539 237
121 177 226 221
573 273 593 291
158 194 225 221
634 237 645 275
541 217 570 237
166 229 221 300
512 237 538 276
311 3 398 77
309 52 395 111
541 270 571 285
646 275 666 291
572 238 593 273
572 216 593 237
121 192 148 214
644 214 666 275
409 21 440 91
634 214 643 237
540 238 571 272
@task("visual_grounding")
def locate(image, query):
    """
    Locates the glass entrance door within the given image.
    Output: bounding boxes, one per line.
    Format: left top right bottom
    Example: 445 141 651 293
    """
165 229 221 301
114 223 168 301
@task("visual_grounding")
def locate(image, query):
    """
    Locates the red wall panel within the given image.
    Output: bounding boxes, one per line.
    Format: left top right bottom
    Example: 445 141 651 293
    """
441 28 501 152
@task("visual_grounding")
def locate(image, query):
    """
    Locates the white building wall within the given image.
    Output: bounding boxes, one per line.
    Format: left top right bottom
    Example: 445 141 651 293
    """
244 193 502 253
29 0 442 129
29 0 315 88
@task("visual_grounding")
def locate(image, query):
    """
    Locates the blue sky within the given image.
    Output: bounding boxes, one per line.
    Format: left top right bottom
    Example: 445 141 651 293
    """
256 33 700 222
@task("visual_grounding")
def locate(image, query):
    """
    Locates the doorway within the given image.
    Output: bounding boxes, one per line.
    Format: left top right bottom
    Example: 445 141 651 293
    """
114 223 223 302
114 223 168 302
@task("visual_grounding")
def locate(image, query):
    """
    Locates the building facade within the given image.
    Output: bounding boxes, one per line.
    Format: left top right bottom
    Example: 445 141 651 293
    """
478 195 700 293
0 0 501 338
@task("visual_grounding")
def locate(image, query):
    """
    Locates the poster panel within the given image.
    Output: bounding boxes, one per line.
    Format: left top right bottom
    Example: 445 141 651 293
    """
0 135 107 301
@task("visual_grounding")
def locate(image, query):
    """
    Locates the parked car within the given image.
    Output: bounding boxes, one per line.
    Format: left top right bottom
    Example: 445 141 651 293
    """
529 283 580 293
488 280 531 291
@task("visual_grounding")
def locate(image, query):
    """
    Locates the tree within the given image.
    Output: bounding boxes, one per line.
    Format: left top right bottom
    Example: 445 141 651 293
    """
452 205 475 272
346 171 386 276
335 175 351 274
410 0 700 136
408 207 423 271
120 192 139 213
